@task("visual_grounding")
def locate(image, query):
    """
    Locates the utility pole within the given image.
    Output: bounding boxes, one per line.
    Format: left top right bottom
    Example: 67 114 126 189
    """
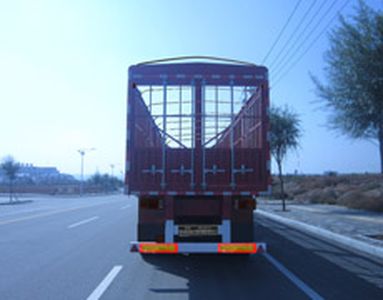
77 148 95 196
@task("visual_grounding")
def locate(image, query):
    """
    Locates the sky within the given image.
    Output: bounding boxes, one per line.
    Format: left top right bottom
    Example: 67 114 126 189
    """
0 0 382 176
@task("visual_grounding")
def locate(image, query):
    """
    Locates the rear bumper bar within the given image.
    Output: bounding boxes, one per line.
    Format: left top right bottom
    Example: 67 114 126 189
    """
130 242 267 254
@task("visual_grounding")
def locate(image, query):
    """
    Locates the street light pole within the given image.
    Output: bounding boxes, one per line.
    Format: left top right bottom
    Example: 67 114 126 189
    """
77 148 95 196
110 164 115 177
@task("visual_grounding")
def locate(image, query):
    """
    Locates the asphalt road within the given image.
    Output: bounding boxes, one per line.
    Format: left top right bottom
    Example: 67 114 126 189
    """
0 195 382 300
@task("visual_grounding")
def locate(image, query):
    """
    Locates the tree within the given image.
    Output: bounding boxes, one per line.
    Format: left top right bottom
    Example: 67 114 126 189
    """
88 173 123 193
88 172 103 186
311 1 383 173
270 106 301 211
0 156 20 202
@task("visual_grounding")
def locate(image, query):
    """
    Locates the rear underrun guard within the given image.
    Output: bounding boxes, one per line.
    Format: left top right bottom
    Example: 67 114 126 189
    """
130 242 267 254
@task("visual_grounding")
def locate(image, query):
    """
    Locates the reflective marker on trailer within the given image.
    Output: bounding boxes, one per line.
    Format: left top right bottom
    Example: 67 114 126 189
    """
257 243 267 253
130 243 139 252
218 243 257 254
139 243 178 254
130 242 266 254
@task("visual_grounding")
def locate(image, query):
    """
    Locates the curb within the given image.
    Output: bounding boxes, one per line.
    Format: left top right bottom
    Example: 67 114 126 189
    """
256 209 383 261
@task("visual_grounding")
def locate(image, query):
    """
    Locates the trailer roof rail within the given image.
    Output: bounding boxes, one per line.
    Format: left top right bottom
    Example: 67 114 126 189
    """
136 56 257 67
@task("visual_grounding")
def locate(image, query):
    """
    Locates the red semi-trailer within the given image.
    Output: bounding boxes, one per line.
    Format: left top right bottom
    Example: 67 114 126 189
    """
125 57 270 254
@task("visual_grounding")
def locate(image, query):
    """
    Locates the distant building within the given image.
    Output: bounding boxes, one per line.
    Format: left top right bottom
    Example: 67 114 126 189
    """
0 163 77 184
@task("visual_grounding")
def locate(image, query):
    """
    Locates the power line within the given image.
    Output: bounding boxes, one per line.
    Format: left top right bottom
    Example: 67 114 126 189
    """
272 0 350 88
262 0 303 64
268 0 318 70
270 0 331 75
272 0 339 78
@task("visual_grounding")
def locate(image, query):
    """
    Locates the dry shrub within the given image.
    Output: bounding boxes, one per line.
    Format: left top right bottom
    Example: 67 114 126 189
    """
284 181 306 196
296 187 337 204
337 189 383 212
274 174 383 211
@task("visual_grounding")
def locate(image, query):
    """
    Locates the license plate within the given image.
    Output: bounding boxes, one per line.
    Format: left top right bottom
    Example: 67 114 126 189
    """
178 224 219 237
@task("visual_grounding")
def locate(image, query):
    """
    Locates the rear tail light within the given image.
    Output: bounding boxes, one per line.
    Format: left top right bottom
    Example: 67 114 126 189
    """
155 235 164 243
139 197 163 210
235 198 256 210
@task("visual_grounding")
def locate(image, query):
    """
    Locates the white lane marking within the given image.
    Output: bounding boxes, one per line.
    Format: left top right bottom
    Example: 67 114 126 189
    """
67 216 99 229
0 199 124 226
87 265 123 300
120 204 131 210
264 253 324 300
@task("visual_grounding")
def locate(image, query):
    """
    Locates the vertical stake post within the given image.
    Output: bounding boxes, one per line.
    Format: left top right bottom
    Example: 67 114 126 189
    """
161 81 167 189
230 81 235 189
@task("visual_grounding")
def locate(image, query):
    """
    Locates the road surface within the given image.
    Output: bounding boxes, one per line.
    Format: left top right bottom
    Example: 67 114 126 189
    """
0 195 382 299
